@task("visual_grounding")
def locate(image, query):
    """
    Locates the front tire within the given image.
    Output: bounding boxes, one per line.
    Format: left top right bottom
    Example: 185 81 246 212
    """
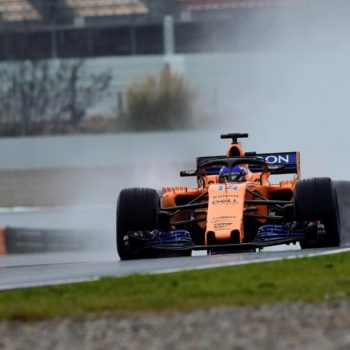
116 188 159 260
294 178 340 248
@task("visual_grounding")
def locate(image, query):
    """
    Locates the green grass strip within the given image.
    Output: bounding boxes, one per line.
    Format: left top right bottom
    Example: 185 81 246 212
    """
1 252 350 321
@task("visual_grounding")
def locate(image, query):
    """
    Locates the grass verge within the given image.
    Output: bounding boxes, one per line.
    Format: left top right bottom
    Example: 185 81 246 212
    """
1 253 350 321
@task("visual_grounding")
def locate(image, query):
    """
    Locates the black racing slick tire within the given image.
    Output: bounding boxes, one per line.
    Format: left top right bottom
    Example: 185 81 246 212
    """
116 188 159 260
294 178 341 248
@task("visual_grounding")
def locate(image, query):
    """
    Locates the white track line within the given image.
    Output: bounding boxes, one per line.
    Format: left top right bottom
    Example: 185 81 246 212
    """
0 204 113 214
0 277 100 291
151 247 350 275
0 206 65 214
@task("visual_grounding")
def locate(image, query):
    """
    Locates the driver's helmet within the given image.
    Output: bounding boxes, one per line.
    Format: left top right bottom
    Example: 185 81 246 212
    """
219 165 246 182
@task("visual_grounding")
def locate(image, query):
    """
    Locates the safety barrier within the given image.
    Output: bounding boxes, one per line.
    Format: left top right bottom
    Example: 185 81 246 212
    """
0 227 105 254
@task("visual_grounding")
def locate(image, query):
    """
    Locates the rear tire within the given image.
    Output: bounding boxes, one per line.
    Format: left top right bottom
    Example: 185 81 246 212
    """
294 178 340 248
116 188 159 260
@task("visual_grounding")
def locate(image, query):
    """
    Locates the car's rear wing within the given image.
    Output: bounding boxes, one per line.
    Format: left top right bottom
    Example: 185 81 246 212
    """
251 152 300 178
185 151 300 179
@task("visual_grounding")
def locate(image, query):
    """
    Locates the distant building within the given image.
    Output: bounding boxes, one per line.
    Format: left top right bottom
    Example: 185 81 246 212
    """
0 0 342 60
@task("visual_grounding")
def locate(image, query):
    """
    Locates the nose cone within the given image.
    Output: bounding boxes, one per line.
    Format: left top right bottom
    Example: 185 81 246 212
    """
205 183 246 244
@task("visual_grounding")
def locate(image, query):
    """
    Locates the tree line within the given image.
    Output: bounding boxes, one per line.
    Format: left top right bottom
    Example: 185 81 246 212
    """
0 61 196 136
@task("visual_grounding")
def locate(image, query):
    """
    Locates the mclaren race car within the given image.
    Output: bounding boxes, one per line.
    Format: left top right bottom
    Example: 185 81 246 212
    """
116 133 340 260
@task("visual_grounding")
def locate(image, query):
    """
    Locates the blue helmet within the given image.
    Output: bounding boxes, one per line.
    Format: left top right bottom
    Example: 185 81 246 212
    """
219 166 229 176
219 165 246 181
233 165 246 174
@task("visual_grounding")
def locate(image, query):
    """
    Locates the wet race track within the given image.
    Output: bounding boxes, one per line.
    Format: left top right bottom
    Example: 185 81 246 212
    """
2 247 350 291
0 181 349 291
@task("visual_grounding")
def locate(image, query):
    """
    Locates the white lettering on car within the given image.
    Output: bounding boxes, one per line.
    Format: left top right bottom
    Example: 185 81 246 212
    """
264 154 290 164
212 199 238 205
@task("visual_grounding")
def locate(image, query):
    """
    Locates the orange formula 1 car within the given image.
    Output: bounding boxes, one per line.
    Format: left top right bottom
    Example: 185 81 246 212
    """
116 133 340 260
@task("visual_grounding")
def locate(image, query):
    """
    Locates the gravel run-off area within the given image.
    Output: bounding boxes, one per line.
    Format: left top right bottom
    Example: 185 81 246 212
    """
1 301 350 350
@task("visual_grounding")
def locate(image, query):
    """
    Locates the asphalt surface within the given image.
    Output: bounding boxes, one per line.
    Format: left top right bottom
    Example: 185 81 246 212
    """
1 246 350 291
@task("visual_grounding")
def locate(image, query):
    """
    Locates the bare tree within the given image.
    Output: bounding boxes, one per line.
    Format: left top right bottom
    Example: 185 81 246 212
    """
0 59 111 136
